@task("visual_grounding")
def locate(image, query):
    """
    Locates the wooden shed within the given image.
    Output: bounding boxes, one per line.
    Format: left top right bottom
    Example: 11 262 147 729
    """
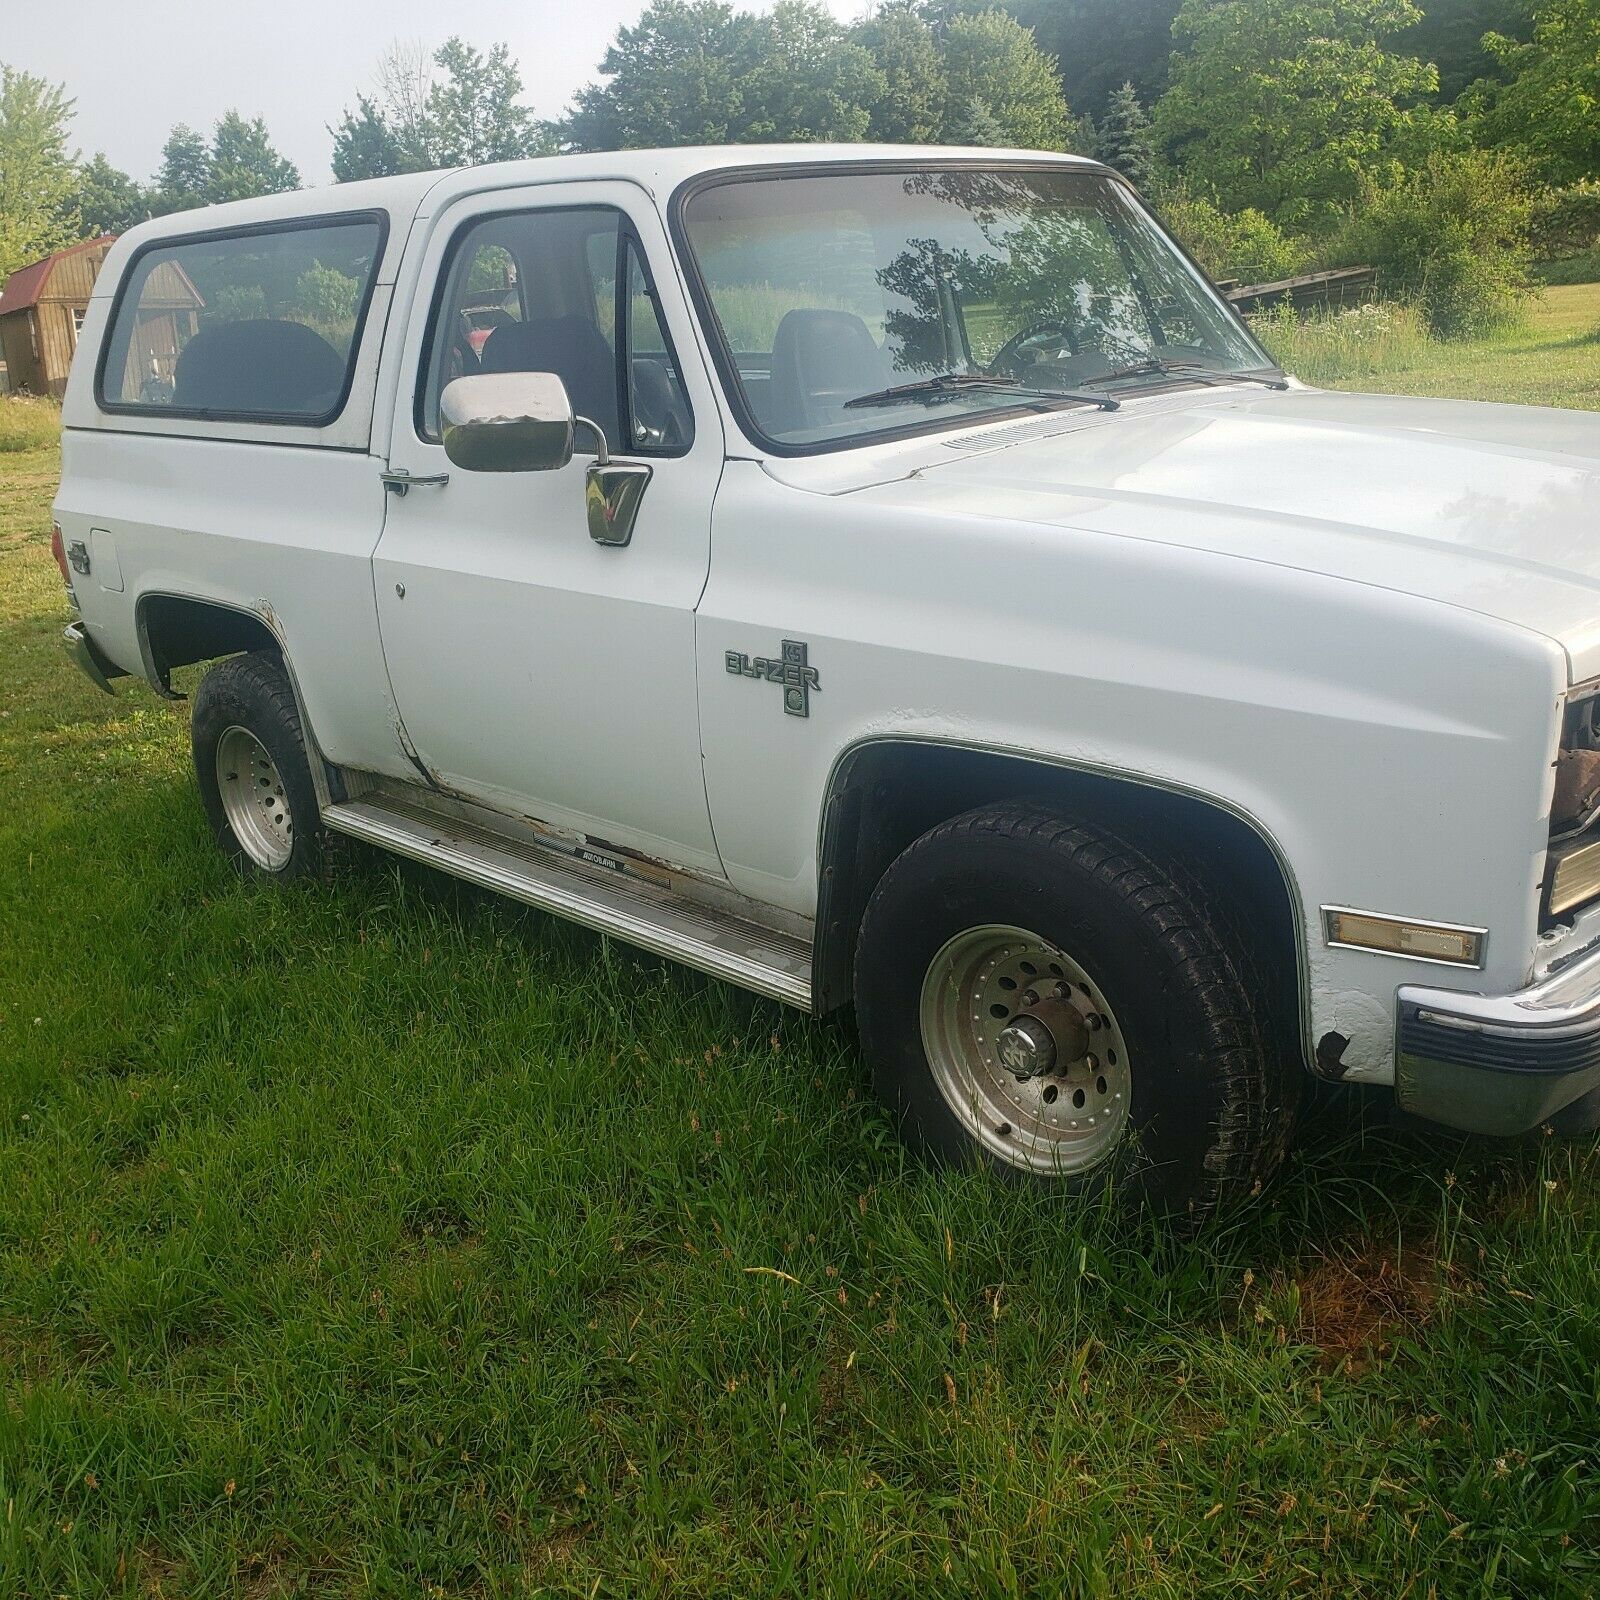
0 236 117 398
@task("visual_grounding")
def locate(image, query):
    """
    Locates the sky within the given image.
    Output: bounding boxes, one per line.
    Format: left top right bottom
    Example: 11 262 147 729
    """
7 0 865 188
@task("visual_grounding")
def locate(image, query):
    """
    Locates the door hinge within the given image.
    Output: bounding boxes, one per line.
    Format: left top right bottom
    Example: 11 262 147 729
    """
381 468 450 497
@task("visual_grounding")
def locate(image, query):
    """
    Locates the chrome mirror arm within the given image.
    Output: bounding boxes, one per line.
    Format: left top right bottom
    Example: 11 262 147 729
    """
573 415 610 467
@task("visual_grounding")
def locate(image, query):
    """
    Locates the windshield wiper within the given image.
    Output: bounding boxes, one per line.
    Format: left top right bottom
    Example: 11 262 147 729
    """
843 371 1119 412
1079 357 1289 391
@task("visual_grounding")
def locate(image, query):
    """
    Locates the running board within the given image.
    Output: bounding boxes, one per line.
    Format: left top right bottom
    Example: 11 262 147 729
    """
322 790 813 1008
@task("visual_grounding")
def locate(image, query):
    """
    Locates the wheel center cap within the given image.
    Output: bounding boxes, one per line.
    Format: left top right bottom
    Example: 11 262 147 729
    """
994 995 1091 1079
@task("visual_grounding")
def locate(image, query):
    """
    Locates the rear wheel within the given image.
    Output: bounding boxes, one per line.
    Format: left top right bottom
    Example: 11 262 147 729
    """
192 653 328 882
855 801 1299 1216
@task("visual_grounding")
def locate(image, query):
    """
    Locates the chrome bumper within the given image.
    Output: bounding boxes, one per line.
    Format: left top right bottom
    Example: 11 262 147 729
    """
62 620 123 695
1397 942 1600 1134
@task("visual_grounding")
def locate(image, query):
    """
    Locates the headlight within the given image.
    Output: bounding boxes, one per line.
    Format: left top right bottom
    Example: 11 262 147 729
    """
1544 689 1600 922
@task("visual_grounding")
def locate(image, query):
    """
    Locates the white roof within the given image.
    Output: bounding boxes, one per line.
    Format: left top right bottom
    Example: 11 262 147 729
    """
94 145 1106 298
111 144 1098 240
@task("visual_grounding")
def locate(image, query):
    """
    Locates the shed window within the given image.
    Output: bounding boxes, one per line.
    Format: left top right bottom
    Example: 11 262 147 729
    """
98 215 382 421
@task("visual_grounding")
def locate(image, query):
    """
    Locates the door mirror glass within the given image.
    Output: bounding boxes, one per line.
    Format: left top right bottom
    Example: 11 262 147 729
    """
440 371 575 472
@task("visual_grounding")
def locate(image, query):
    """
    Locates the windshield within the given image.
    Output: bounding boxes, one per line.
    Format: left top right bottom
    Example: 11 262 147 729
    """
679 165 1277 451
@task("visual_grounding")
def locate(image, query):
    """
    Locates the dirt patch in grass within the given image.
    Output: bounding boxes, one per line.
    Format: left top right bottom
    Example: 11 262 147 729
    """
1295 1239 1438 1374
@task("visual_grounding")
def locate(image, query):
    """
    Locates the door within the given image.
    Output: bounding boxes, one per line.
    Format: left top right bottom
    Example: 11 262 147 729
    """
373 185 725 876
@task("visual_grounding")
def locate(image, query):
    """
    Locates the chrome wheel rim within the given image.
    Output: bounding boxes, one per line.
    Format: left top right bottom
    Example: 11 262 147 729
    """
215 724 293 871
918 923 1131 1175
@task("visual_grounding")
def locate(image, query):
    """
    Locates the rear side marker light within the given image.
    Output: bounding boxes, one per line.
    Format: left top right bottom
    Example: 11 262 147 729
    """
51 522 70 585
1323 906 1486 968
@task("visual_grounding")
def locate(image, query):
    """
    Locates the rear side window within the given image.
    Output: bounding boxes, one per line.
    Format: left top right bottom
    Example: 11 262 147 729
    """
98 214 383 422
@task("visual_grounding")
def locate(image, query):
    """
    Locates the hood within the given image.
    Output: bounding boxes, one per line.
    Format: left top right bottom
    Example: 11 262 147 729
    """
840 388 1600 681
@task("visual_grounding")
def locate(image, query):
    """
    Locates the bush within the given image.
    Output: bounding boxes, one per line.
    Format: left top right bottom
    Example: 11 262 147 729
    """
1250 300 1433 386
1529 181 1600 261
1152 184 1307 286
1534 248 1600 287
1326 149 1533 337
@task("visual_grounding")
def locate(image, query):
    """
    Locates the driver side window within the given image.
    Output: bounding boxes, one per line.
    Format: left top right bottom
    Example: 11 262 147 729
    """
418 206 692 455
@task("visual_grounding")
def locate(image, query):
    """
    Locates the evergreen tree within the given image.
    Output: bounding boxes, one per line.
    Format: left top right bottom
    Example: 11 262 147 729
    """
330 95 417 182
1095 81 1156 188
74 153 151 235
153 124 212 212
206 112 300 204
946 94 1008 147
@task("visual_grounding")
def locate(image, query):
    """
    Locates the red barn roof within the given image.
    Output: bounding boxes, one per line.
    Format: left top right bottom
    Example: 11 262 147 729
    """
0 236 117 318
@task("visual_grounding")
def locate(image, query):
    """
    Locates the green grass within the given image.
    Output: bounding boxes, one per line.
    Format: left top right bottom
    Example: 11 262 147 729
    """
0 394 64 454
3 288 1600 1595
1258 281 1600 409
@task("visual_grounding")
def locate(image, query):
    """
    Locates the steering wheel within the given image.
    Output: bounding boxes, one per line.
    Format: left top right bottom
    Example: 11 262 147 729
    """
988 320 1075 379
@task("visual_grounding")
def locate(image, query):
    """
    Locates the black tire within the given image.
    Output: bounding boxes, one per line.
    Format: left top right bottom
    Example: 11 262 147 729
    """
854 801 1300 1217
191 652 329 882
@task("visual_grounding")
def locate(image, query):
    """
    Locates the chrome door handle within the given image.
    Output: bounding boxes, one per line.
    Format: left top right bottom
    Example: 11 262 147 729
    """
380 469 450 497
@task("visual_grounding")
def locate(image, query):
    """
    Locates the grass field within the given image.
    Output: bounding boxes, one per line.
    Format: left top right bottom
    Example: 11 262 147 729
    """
1258 281 1600 409
2 289 1599 1597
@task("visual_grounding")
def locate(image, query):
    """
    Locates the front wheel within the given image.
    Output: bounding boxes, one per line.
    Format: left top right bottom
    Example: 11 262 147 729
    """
192 652 329 882
854 802 1299 1216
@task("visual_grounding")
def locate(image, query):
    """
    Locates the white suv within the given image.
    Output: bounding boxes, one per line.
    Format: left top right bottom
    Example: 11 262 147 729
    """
55 145 1600 1214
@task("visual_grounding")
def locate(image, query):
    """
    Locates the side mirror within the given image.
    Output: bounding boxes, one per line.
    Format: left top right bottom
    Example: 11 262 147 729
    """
440 371 578 473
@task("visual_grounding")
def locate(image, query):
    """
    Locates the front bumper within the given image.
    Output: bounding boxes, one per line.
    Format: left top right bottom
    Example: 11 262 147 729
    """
1397 942 1600 1134
63 620 123 695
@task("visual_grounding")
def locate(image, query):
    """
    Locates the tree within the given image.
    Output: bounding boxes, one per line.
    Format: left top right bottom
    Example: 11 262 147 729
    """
153 123 212 212
1467 0 1600 184
333 36 546 176
0 63 79 281
945 94 1009 147
153 115 300 212
74 153 150 235
1095 80 1156 189
330 95 415 183
1154 0 1438 225
1400 0 1532 104
206 112 300 204
565 0 882 149
736 1 885 142
564 0 751 149
941 9 1074 150
992 0 1183 119
857 3 948 144
426 39 547 166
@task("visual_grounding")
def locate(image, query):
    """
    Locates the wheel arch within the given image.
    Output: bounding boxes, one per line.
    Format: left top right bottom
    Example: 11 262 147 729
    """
135 590 281 699
813 736 1312 1068
134 588 339 809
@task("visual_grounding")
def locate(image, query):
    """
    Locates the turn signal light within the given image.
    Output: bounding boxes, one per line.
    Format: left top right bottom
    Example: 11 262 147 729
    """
1547 837 1600 918
1323 907 1485 967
